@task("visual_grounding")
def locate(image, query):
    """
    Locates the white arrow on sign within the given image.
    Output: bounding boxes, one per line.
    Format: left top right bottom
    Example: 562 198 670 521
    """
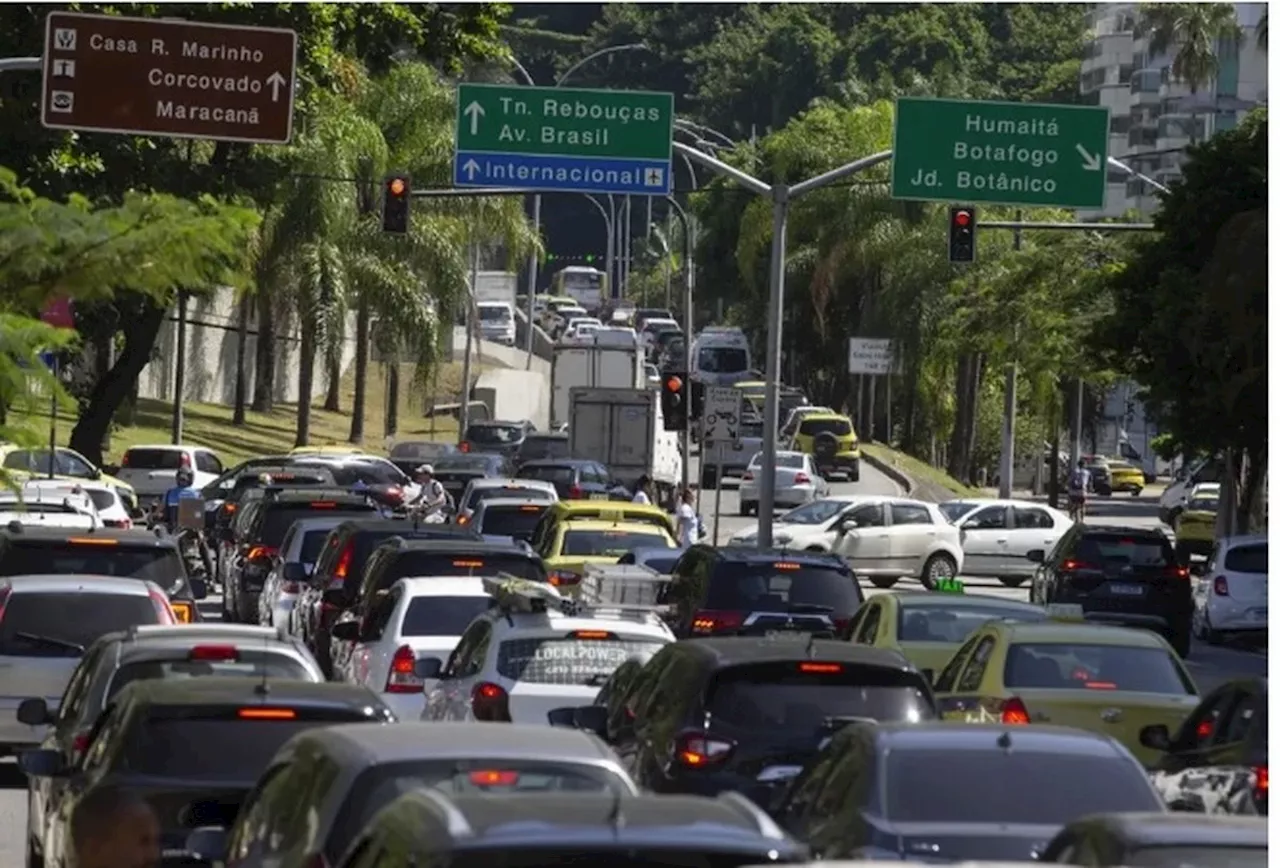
461 159 480 181
1075 143 1102 172
463 101 485 135
266 71 286 103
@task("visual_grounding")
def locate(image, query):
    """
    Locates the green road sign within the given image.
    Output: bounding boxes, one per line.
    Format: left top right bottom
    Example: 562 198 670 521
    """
455 82 673 161
891 97 1111 209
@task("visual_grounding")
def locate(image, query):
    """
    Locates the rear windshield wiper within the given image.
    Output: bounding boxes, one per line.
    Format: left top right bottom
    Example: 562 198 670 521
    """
15 632 85 654
584 673 613 687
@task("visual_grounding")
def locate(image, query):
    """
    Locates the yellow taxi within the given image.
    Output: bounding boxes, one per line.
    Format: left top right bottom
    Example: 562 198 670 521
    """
529 500 676 549
733 380 767 404
847 590 1049 682
1106 459 1145 496
0 444 138 510
787 412 861 482
1174 482 1219 561
933 609 1200 767
538 517 678 592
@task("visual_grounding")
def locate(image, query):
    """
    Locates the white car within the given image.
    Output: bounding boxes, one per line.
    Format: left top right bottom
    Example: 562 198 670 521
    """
335 577 494 721
1193 534 1267 644
727 495 876 550
115 445 224 507
0 488 99 531
828 497 965 590
421 577 672 725
258 515 348 629
949 499 1074 588
455 478 559 525
21 479 133 528
1158 455 1223 526
550 306 588 337
738 451 829 515
476 301 516 346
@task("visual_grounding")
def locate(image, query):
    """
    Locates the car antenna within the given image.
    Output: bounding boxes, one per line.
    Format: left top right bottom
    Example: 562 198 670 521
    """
254 634 271 697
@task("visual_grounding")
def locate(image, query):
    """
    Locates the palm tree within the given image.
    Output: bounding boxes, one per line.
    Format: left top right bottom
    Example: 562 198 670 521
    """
1142 3 1244 92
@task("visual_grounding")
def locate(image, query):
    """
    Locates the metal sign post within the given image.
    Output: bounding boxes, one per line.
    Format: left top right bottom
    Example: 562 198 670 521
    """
702 386 739 544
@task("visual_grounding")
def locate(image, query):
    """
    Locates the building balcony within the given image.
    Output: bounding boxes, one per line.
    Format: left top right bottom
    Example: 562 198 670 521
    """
1127 127 1158 149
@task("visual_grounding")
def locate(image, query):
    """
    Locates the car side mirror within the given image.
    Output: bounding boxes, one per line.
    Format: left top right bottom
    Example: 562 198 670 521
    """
546 706 578 728
188 578 209 601
961 520 980 530
571 705 609 739
102 464 120 476
330 621 360 643
1139 724 1172 751
413 658 443 680
17 698 51 727
18 748 68 778
322 589 346 608
1026 549 1045 563
282 562 310 583
185 826 229 862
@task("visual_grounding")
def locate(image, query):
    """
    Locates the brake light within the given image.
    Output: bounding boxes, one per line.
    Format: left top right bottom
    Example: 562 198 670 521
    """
773 562 800 570
1001 697 1031 725
572 630 612 639
691 610 745 634
67 537 118 546
1213 575 1230 596
1197 718 1215 738
1255 765 1268 800
471 681 510 722
71 731 90 755
334 541 354 579
1084 681 1117 690
794 472 811 484
673 731 735 767
453 560 483 568
148 588 177 624
742 471 754 481
310 502 337 509
549 570 580 587
223 503 237 516
568 485 583 499
459 442 471 453
1062 559 1097 571
247 545 278 562
469 770 520 786
799 662 842 674
456 515 470 525
1165 565 1190 579
384 645 423 694
239 708 297 720
384 486 404 504
189 645 238 661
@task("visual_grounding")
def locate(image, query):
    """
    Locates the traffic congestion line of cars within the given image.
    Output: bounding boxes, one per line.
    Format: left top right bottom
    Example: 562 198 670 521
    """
0 438 1264 868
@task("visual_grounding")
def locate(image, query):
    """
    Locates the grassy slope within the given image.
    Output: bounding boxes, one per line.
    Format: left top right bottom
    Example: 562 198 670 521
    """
863 442 983 498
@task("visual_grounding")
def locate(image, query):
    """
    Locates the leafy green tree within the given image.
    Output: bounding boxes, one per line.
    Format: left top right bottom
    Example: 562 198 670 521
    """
1096 110 1266 531
1141 3 1245 94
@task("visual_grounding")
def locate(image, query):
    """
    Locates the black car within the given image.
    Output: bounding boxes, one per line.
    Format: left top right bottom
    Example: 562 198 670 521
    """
204 463 336 537
459 420 532 459
1144 677 1268 815
387 440 460 477
515 458 628 501
575 638 934 806
432 453 515 505
295 519 481 677
773 723 1164 861
514 432 572 468
1040 811 1268 865
0 526 206 622
20 678 394 867
662 546 863 639
290 455 416 510
1028 524 1193 656
223 489 380 624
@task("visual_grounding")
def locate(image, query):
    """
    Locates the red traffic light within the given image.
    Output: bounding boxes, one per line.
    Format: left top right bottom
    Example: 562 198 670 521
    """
665 376 683 392
953 210 972 227
387 177 407 197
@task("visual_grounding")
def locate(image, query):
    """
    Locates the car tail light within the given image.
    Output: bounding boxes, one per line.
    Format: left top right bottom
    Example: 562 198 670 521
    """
1164 565 1190 579
830 616 851 638
673 731 735 768
456 514 470 526
1001 697 1031 725
238 708 297 720
459 442 471 453
70 731 91 756
103 518 131 529
1062 559 1097 571
742 471 754 481
189 645 238 661
384 486 404 504
794 472 811 484
247 545 278 562
471 681 510 722
568 485 583 499
148 588 177 624
691 610 745 634
121 453 131 468
1254 765 1268 801
385 645 423 694
469 770 520 786
549 570 580 587
334 542 354 579
1213 575 1230 596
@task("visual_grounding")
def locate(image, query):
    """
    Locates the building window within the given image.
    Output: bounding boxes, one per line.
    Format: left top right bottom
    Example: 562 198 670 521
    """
1110 115 1132 135
1118 63 1134 84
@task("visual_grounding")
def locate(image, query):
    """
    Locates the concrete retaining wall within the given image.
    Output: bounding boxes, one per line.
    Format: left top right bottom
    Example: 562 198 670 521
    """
473 369 551 430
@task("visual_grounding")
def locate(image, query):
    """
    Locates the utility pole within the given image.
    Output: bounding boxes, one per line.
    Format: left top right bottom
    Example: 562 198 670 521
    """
997 210 1021 499
170 290 187 444
459 237 480 436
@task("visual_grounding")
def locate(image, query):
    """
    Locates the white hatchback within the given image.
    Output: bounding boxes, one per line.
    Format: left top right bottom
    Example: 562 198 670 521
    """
1194 534 1267 644
828 497 965 590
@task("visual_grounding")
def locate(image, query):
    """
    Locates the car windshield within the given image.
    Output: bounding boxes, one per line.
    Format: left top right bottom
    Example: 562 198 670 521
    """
1224 543 1266 574
376 552 545 590
0 543 184 585
108 653 313 699
939 501 985 522
466 486 552 512
1072 533 1174 567
517 465 577 486
437 456 498 472
122 449 185 470
1127 846 1267 868
749 452 804 470
706 562 862 615
697 347 749 374
496 636 667 685
464 426 523 445
778 500 852 526
561 529 672 557
706 662 935 732
519 437 571 461
3 449 96 477
1004 643 1195 694
389 442 458 461
898 603 1046 643
479 506 547 539
886 749 1159 823
0 592 159 657
478 306 511 321
1186 497 1219 512
400 596 493 637
799 418 853 437
260 506 374 547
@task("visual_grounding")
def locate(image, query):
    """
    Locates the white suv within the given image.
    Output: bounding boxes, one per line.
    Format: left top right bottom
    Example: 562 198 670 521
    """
420 578 673 725
828 497 965 590
115 445 224 506
1194 534 1268 645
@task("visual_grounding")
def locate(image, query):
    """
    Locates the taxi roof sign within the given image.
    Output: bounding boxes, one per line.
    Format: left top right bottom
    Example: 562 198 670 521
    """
934 577 965 594
1045 603 1085 622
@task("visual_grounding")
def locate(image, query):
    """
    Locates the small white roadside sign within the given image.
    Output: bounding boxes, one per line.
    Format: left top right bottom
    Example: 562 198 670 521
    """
702 386 740 445
848 337 894 375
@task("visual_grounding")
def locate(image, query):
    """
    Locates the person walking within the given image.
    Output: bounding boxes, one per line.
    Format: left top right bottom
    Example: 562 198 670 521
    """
675 486 699 547
632 474 654 505
70 784 160 868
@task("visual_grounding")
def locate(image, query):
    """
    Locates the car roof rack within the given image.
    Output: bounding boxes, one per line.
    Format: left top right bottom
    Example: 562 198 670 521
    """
580 564 671 608
483 573 671 625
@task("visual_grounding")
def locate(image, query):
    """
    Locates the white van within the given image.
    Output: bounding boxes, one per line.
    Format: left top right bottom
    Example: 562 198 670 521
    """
691 326 752 385
476 301 515 346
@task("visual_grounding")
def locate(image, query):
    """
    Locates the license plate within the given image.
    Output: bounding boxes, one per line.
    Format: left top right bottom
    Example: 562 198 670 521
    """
1108 583 1145 596
589 492 610 501
764 629 799 638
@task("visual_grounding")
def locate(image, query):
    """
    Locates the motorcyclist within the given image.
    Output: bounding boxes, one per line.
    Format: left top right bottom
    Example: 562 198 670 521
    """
409 464 448 515
1067 458 1093 520
160 467 215 580
160 467 198 530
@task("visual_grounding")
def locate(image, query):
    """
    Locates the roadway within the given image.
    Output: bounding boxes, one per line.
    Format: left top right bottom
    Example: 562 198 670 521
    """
0 463 1261 860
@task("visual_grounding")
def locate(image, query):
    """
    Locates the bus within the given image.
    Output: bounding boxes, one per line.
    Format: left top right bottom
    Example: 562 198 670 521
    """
551 266 608 313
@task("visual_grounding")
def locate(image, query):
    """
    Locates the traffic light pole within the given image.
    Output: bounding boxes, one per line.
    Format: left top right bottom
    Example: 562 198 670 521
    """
663 195 695 495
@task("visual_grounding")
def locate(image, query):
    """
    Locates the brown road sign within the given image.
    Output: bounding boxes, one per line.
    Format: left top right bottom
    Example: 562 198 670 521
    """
41 11 297 144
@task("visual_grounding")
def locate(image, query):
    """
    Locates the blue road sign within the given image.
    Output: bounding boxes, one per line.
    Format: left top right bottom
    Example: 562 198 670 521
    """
453 152 671 195
38 351 57 370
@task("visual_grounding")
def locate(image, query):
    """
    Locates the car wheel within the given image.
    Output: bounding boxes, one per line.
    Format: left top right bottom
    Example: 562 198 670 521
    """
869 576 898 590
998 576 1027 588
739 501 754 517
848 461 860 483
1202 610 1223 646
920 553 957 591
1131 489 1142 497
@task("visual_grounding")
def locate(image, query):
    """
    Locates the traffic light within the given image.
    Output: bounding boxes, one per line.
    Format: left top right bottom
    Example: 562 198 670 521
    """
948 205 975 263
660 371 687 432
382 174 410 233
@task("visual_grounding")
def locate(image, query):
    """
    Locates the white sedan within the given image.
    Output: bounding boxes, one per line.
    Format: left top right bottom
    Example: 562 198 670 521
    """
946 498 1074 587
829 497 965 590
727 495 883 551
737 451 829 515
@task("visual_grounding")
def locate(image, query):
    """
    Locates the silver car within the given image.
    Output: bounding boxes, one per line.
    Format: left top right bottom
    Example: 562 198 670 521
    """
0 574 174 754
738 451 828 516
258 515 348 629
455 478 559 525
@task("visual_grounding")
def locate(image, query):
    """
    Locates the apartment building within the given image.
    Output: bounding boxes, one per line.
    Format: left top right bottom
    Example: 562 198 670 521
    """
1078 3 1267 218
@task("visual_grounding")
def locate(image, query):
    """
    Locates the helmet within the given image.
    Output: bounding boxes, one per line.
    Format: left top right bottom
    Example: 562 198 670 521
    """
1077 458 1086 468
175 467 195 486
415 464 434 476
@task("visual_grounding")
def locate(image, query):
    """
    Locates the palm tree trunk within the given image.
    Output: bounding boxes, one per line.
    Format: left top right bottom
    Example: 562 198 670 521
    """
323 348 341 412
295 318 316 448
385 363 400 437
348 295 370 445
232 293 250 425
947 355 972 479
251 295 275 413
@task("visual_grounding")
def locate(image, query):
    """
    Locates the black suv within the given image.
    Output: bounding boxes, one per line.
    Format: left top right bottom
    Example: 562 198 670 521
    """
0 526 205 622
294 519 479 677
223 489 379 624
204 463 336 538
514 432 571 468
662 546 863 639
1028 524 1193 656
576 637 935 806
